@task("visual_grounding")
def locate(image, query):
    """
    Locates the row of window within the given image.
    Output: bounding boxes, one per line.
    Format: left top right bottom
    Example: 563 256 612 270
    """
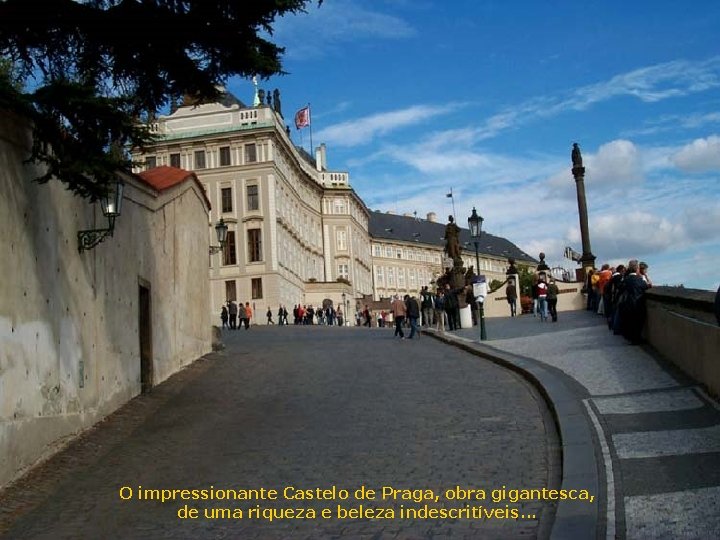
222 229 263 265
373 244 442 264
145 144 258 171
375 266 431 289
225 278 263 301
221 185 258 213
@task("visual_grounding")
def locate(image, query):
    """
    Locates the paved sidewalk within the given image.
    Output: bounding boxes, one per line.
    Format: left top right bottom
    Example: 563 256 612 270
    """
433 310 720 539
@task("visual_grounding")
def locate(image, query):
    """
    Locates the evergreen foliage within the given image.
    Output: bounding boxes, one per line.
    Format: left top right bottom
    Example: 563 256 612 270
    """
0 0 318 199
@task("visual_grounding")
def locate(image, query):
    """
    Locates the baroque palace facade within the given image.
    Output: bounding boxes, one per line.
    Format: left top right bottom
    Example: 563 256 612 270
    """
133 90 535 321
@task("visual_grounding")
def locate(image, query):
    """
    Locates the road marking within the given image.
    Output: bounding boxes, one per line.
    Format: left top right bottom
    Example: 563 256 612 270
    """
613 424 720 459
593 388 703 415
583 399 616 540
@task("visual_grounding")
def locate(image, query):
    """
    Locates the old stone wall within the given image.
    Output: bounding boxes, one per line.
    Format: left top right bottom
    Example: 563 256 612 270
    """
0 113 211 487
645 287 720 397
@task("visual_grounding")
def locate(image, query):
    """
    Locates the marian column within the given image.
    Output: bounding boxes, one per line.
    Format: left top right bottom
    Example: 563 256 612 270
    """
571 143 596 272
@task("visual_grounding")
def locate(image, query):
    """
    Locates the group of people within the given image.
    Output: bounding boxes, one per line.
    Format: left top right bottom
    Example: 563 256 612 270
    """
388 284 469 339
220 300 253 330
290 304 344 326
222 303 347 327
528 275 560 322
588 260 652 344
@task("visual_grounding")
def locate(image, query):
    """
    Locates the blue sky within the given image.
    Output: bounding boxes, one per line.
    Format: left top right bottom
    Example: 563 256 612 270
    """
230 0 720 291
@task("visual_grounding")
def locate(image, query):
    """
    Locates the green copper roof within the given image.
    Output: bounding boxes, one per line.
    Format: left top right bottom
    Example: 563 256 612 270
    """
153 121 275 142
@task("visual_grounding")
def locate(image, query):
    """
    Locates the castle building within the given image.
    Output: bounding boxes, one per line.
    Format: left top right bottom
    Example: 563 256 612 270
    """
133 90 534 321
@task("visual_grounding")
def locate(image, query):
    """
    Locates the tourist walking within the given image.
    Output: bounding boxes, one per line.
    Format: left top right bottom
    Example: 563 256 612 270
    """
444 284 459 331
537 276 549 322
266 307 274 325
220 305 229 329
391 295 407 339
406 295 421 339
547 278 559 322
434 289 446 334
420 286 434 327
228 300 238 330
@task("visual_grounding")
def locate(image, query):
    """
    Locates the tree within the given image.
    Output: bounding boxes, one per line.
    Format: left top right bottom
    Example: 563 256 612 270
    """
0 0 320 200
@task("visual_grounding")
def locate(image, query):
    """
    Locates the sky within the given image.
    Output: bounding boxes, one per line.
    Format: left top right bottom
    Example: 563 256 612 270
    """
229 0 720 291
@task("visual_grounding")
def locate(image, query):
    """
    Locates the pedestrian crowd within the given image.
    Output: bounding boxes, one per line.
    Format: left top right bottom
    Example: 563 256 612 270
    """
221 302 347 328
220 300 254 330
585 259 652 344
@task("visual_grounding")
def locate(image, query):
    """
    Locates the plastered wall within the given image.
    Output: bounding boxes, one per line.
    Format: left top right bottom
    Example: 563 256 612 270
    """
0 114 211 487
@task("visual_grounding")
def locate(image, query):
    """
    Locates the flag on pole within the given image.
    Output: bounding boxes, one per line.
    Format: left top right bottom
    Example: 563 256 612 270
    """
446 191 453 198
294 106 310 129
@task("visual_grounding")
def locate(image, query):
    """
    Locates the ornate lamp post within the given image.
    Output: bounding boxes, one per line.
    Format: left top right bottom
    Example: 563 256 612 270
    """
78 179 124 252
468 207 487 340
209 218 228 254
341 292 346 326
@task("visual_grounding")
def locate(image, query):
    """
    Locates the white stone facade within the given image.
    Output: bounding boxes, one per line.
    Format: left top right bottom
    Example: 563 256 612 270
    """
134 97 372 320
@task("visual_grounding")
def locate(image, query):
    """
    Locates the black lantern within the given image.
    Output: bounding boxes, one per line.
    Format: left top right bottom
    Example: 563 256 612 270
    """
468 207 487 340
78 179 125 252
468 207 483 239
210 218 228 254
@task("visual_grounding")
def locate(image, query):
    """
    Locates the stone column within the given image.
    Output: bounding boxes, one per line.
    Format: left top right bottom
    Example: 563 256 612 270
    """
572 144 596 272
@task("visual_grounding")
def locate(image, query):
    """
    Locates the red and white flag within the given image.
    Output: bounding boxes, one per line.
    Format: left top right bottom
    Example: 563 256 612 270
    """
294 106 310 129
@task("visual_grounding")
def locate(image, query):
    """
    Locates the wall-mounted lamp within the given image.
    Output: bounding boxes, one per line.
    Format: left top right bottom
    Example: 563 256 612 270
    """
209 218 228 254
77 180 124 252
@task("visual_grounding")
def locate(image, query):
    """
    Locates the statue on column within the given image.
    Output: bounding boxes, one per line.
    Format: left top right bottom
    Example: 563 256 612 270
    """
444 215 462 264
257 88 265 106
572 143 583 168
506 257 518 276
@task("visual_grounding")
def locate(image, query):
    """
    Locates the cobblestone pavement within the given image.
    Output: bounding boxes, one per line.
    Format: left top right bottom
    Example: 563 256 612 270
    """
452 310 720 539
0 326 558 539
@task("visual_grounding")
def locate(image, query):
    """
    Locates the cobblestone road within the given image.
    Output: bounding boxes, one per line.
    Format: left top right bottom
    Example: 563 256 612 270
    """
0 326 558 539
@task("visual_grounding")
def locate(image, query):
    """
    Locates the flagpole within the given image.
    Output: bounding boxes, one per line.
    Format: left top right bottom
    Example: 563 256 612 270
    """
447 188 456 220
308 102 313 155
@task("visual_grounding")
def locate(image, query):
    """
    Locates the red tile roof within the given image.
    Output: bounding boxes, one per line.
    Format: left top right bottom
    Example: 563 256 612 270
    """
137 166 210 209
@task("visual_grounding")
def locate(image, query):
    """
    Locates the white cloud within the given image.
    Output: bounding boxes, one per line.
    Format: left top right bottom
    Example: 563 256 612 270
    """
471 56 720 141
622 111 720 137
671 135 720 172
586 140 643 185
274 1 416 59
314 104 461 147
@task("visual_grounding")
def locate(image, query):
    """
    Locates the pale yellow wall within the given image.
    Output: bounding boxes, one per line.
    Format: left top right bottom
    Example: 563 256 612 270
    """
0 114 210 487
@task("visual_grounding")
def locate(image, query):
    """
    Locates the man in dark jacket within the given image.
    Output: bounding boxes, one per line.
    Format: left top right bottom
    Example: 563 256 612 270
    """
444 284 459 331
405 294 421 339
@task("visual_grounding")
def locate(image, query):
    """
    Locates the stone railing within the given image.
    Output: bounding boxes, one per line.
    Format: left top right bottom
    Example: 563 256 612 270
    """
644 286 720 396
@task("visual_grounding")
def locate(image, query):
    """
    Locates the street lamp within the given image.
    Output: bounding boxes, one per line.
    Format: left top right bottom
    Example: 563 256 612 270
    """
341 292 348 326
468 207 487 340
78 179 124 252
209 218 228 254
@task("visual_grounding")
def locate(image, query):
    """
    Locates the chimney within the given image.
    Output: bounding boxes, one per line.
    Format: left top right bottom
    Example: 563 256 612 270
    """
315 143 327 171
426 212 437 222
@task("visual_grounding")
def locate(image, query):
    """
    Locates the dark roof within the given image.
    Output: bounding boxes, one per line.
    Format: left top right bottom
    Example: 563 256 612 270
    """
368 211 537 263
